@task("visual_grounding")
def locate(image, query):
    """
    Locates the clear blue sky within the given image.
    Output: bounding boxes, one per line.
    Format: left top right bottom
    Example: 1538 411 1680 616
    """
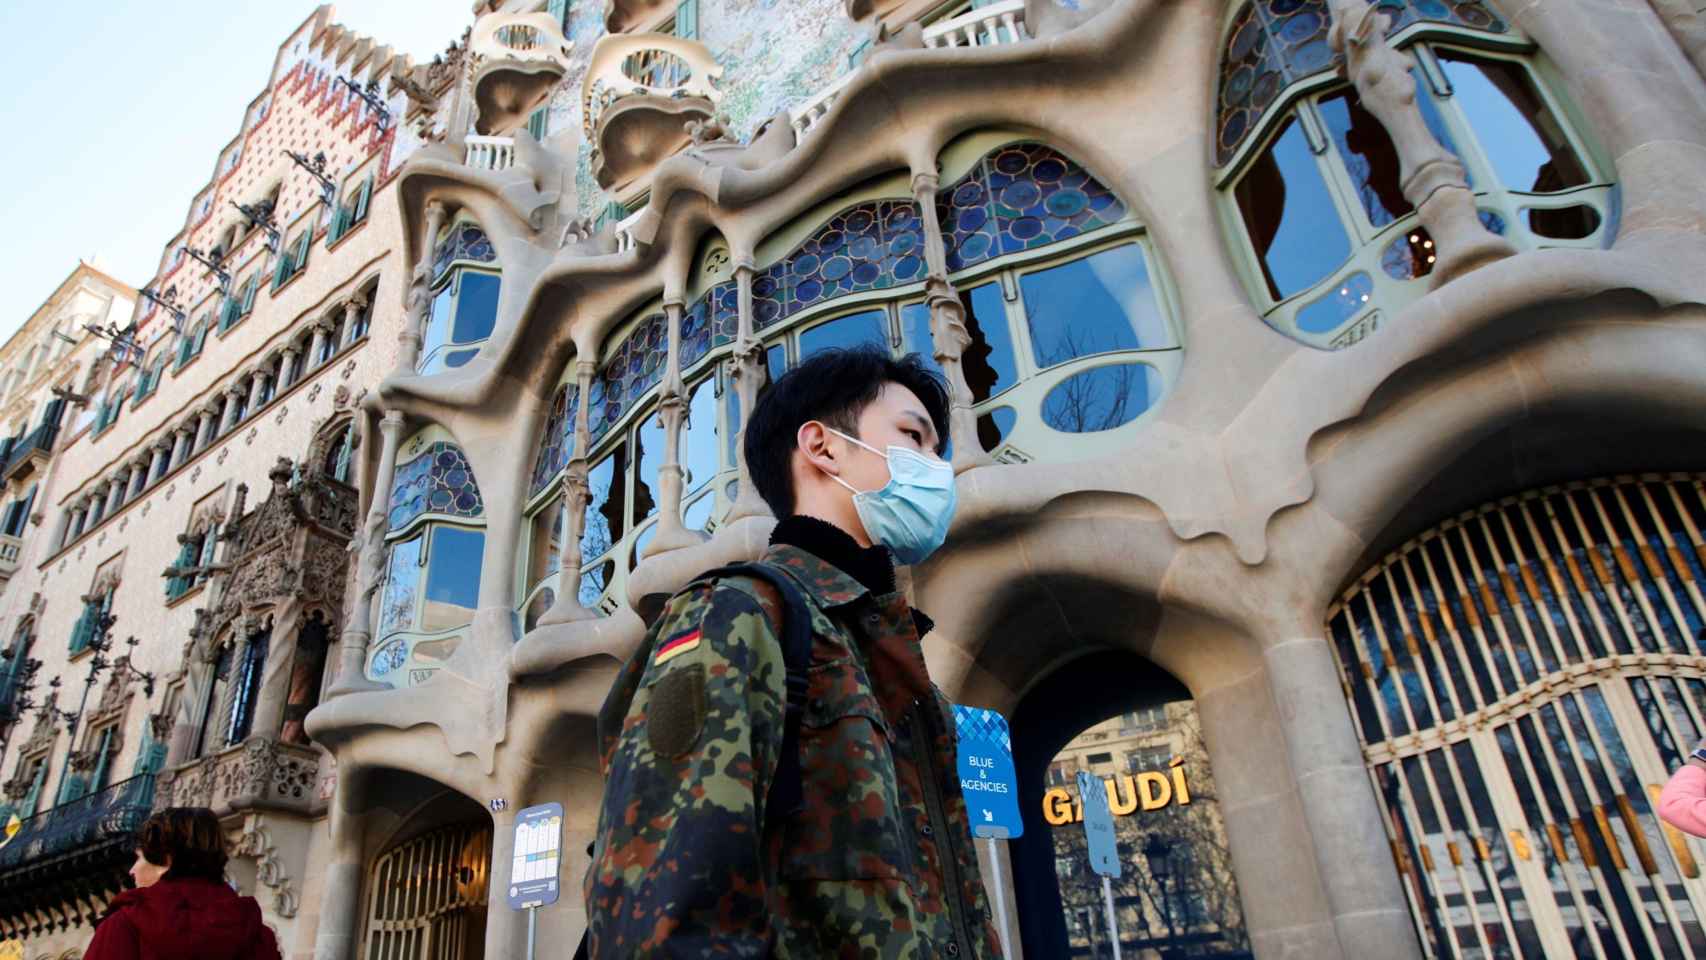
0 1 472 339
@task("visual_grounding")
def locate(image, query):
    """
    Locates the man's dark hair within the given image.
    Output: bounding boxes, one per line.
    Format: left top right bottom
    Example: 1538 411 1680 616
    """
135 806 229 881
745 345 949 518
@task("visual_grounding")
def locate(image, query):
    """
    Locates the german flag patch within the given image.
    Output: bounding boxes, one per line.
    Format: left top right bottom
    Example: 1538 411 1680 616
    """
654 627 702 666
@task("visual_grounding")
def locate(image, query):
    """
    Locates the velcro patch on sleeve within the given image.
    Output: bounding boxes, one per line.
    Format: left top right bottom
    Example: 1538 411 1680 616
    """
654 627 702 666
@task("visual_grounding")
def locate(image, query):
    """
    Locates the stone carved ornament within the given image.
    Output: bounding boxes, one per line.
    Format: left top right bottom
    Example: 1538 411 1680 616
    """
234 816 300 918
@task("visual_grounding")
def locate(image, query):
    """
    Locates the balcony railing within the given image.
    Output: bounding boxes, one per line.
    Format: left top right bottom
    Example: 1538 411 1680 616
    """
1 422 55 481
465 135 517 172
789 0 1029 141
0 773 155 874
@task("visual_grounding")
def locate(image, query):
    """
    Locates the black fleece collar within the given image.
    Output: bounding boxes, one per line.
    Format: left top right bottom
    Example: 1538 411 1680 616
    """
769 515 935 637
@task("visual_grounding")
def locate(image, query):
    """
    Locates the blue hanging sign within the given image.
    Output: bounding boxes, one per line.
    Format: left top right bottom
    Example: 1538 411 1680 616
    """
1076 770 1121 878
951 704 1024 839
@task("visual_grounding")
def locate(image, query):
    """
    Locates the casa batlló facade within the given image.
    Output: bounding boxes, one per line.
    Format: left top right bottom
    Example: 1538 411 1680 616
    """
8 0 1706 958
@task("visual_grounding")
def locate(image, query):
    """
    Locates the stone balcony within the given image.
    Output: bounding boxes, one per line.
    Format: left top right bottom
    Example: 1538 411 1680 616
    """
0 534 21 584
0 773 156 939
1 421 56 485
468 10 574 136
154 737 324 819
581 32 723 190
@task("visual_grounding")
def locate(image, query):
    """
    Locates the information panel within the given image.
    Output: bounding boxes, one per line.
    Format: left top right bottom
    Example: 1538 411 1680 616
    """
506 802 564 909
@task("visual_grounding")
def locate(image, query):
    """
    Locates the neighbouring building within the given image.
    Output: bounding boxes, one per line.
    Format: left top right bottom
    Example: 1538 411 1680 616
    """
7 0 1706 958
0 5 437 956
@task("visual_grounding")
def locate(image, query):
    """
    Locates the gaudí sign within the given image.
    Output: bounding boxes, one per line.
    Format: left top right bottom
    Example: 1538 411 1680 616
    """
1041 757 1192 825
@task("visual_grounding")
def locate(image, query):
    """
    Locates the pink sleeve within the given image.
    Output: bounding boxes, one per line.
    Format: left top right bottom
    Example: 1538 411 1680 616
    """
1658 764 1706 838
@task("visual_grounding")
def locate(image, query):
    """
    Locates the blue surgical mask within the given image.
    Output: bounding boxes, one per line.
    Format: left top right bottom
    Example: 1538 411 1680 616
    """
824 427 957 565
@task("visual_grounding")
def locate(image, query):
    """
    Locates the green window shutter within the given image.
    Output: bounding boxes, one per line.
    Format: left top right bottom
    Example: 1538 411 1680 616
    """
272 249 291 291
68 603 91 654
296 230 312 273
329 206 347 244
242 277 257 314
675 0 697 38
90 728 113 792
20 763 45 818
354 177 373 223
548 0 569 30
57 773 86 805
132 735 167 776
527 108 548 141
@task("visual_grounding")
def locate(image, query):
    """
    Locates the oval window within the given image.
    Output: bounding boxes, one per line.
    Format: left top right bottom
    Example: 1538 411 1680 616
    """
1040 364 1159 433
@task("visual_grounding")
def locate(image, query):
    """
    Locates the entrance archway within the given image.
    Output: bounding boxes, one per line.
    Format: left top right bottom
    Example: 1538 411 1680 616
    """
358 778 494 960
1011 649 1251 958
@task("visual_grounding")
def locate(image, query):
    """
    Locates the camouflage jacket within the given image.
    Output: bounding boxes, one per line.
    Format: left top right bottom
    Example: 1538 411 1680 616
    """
585 543 1003 958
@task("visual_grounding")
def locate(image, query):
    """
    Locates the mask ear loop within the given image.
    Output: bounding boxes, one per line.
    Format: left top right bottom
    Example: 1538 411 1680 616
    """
821 426 884 496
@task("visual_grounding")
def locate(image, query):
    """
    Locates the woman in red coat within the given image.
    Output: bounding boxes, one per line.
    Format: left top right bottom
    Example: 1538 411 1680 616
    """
84 806 282 960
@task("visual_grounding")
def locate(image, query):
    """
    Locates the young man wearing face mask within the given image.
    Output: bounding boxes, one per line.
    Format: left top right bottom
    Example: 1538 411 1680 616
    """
584 346 1002 958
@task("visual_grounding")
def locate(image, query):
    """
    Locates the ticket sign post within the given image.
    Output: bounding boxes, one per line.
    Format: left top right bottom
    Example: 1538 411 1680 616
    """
507 802 564 960
952 705 1023 957
1077 770 1123 960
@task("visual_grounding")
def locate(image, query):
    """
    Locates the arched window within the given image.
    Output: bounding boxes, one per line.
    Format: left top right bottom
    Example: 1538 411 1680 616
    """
323 421 356 484
422 221 501 375
1216 1 1610 346
193 643 232 759
369 430 487 687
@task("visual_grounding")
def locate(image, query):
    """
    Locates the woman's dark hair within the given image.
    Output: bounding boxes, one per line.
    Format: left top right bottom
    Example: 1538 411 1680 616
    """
744 345 949 518
136 806 228 881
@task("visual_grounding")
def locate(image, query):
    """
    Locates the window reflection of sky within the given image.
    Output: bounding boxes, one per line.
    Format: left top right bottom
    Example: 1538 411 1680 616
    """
798 309 887 360
1021 244 1168 368
1439 55 1582 194
1243 121 1352 300
422 526 484 633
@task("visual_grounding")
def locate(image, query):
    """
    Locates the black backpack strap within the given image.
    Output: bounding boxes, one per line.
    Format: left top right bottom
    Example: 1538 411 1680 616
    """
691 562 813 819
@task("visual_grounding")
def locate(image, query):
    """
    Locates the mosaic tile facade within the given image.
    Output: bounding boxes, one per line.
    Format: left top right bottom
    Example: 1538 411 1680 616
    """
939 143 1127 272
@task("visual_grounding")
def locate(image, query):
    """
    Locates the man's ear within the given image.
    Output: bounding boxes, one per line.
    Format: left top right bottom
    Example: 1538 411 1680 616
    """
795 420 841 479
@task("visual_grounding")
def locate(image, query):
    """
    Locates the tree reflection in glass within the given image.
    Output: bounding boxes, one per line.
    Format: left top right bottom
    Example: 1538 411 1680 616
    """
1235 119 1353 301
1021 244 1167 368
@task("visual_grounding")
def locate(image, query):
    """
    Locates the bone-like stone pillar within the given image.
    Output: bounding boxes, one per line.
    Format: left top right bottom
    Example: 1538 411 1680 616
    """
1266 632 1424 959
327 410 405 695
540 360 598 625
643 298 705 556
725 259 773 522
1327 0 1513 289
312 783 367 960
914 170 991 472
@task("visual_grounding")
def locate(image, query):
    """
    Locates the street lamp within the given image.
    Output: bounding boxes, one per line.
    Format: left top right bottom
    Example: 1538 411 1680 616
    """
1143 833 1175 946
286 150 339 210
335 74 392 133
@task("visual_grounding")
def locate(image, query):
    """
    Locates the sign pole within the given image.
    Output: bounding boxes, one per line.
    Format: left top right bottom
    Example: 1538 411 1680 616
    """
1101 875 1122 960
983 836 1014 958
526 905 538 960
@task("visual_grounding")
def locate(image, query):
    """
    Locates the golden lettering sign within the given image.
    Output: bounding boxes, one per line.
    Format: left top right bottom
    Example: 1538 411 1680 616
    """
1043 757 1191 825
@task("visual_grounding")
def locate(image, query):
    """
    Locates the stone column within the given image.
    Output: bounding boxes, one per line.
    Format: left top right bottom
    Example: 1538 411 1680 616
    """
106 474 127 515
341 296 367 348
313 778 367 960
307 326 329 369
222 385 246 433
914 169 990 473
423 201 449 263
644 298 703 555
725 259 772 522
539 361 597 626
248 369 270 411
1327 0 1513 288
131 455 151 495
171 427 190 467
279 348 300 390
196 407 218 451
398 271 430 373
328 410 405 696
155 438 175 480
1266 630 1424 958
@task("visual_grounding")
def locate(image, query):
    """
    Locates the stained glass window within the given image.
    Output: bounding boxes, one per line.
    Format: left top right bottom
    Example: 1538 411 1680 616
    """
588 313 668 442
432 221 497 281
753 201 925 331
379 536 423 637
1215 0 1508 167
387 442 486 530
939 143 1125 272
686 280 738 367
530 384 578 496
